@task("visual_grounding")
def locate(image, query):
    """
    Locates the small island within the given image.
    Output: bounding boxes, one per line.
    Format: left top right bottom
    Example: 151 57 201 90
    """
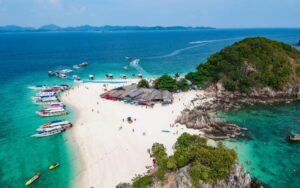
60 37 299 188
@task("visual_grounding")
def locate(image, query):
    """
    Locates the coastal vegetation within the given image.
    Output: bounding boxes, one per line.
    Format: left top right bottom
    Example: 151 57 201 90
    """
137 79 150 88
132 133 237 188
154 75 189 92
186 37 300 92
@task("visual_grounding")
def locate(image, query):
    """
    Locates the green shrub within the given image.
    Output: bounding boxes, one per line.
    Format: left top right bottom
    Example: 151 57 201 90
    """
137 79 150 88
132 175 153 188
176 78 190 91
296 66 300 77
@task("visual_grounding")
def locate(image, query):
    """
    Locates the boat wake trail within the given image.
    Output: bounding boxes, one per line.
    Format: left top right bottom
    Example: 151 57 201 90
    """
189 36 244 44
129 59 148 74
143 37 244 60
144 43 207 60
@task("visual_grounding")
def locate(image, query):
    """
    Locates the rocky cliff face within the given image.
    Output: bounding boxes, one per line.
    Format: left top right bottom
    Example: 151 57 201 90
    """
170 163 251 188
116 162 256 188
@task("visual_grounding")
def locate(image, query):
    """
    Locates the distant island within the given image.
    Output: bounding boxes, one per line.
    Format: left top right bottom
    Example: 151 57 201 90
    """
0 25 214 33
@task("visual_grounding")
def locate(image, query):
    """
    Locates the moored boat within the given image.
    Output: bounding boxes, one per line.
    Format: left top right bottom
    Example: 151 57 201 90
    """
49 163 60 170
28 85 47 90
48 71 55 76
59 69 73 74
79 62 88 67
72 75 81 80
36 108 68 117
36 124 72 132
73 65 80 69
89 74 94 80
44 103 65 108
288 134 300 141
38 120 72 129
25 172 40 186
32 128 65 137
58 73 67 79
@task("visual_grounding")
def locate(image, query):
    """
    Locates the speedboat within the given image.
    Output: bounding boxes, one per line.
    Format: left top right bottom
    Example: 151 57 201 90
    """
73 65 80 69
34 96 59 104
32 128 65 137
25 172 40 186
105 74 114 79
37 124 72 132
124 66 129 70
48 71 55 76
79 62 88 67
44 103 65 108
40 120 71 128
58 73 67 79
32 95 56 100
59 69 73 74
36 108 68 117
89 75 94 80
72 75 81 80
52 84 70 91
288 134 300 141
49 163 60 170
120 74 127 79
35 91 57 97
138 73 143 79
28 85 47 90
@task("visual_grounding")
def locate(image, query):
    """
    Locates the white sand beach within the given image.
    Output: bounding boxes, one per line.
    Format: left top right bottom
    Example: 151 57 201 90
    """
61 80 203 188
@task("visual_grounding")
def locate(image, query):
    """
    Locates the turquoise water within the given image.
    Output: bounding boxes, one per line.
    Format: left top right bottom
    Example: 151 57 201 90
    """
0 29 299 187
220 102 300 188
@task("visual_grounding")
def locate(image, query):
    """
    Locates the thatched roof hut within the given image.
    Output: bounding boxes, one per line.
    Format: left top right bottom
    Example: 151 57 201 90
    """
101 84 173 104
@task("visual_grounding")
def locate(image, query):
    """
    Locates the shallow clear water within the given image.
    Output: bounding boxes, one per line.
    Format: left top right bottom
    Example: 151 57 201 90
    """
220 103 300 188
0 29 299 187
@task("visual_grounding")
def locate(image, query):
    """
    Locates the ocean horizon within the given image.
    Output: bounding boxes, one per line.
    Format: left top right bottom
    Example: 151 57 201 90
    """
0 28 299 187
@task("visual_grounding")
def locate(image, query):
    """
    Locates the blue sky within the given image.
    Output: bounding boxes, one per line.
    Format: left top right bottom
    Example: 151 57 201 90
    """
0 0 299 28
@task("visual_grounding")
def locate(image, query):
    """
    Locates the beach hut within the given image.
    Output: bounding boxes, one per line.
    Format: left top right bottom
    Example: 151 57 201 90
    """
161 90 173 104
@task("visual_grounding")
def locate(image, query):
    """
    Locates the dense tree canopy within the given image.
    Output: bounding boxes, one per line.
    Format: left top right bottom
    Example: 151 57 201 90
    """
186 37 300 92
153 75 190 92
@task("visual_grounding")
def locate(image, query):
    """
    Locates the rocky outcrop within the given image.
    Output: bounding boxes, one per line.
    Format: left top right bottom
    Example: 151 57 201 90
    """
176 83 300 139
170 163 252 188
176 110 246 139
116 162 259 188
116 183 132 188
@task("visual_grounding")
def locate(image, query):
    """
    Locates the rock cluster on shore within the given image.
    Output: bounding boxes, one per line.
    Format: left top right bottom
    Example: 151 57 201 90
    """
175 83 300 139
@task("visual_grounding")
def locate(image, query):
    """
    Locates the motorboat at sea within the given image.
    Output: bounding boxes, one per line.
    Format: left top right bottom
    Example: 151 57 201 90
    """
79 62 89 67
58 73 67 79
89 74 94 80
288 134 300 141
73 65 80 69
32 128 65 137
59 69 73 74
72 75 81 81
105 74 114 79
25 172 40 186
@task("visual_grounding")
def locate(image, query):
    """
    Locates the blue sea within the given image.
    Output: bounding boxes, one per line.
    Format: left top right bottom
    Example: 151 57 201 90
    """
0 29 299 187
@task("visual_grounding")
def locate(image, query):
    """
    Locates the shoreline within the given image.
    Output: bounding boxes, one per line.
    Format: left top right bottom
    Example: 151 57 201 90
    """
60 81 204 187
